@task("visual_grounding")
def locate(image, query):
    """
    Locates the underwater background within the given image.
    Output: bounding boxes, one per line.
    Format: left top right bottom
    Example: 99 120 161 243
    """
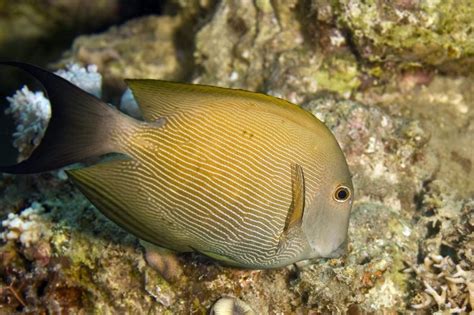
0 0 472 313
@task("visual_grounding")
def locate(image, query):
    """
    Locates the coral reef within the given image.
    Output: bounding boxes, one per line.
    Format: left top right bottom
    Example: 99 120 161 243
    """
404 180 473 313
304 97 436 208
295 200 419 312
54 64 102 98
358 74 474 198
332 0 474 74
192 0 361 98
407 253 473 312
0 174 171 313
291 98 434 312
61 14 196 99
5 87 51 162
0 0 473 313
1 202 51 249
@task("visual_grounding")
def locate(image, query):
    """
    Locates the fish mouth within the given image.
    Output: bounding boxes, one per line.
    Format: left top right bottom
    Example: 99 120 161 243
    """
322 239 348 258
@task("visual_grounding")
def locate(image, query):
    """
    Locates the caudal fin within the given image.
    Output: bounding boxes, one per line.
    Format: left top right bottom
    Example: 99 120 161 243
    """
0 62 129 174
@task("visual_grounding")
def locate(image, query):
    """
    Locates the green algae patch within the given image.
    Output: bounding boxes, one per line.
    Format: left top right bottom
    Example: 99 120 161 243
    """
334 0 474 73
314 54 361 97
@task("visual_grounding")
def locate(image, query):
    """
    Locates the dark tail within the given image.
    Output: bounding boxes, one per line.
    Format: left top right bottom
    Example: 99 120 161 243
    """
0 62 130 174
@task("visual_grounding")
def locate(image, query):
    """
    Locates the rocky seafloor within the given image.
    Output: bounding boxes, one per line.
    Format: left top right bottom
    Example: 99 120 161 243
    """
0 0 472 313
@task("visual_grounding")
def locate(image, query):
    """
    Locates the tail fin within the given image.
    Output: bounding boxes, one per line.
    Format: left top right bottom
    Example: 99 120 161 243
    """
0 62 128 174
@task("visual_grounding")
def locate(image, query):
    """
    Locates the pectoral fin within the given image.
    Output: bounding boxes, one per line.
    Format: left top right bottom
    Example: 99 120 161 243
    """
285 163 305 231
278 163 305 250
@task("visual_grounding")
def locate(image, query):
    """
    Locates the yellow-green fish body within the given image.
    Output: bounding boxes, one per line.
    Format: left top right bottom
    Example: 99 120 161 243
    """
0 62 353 269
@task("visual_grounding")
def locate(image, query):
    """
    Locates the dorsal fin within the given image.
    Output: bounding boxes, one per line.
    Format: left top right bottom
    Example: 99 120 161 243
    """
124 79 303 121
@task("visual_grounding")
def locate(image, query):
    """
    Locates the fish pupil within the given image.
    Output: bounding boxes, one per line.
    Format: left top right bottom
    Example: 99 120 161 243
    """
335 186 350 202
338 190 347 199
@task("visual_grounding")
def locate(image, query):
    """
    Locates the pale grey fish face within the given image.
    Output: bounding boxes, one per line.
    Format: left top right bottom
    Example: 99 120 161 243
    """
302 145 353 259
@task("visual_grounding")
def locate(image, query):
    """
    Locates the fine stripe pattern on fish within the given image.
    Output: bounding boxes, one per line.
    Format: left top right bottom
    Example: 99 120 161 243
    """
78 99 322 266
0 63 354 269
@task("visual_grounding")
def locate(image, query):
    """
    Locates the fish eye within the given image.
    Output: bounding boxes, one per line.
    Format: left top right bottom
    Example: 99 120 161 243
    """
334 186 351 202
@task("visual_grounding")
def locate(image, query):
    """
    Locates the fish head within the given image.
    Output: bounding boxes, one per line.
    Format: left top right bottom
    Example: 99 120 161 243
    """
302 142 353 259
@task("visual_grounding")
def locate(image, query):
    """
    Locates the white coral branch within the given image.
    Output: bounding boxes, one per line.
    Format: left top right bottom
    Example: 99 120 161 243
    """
451 265 471 280
424 281 447 307
467 281 474 312
411 292 433 309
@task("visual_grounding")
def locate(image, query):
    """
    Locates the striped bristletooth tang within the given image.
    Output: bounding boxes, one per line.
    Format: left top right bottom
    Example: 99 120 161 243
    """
0 62 353 269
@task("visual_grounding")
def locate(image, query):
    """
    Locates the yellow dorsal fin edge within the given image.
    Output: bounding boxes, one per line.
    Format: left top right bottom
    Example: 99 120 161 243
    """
125 79 303 121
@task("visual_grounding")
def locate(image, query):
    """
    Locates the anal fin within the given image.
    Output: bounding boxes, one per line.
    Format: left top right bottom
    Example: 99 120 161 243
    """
193 247 242 267
66 159 160 245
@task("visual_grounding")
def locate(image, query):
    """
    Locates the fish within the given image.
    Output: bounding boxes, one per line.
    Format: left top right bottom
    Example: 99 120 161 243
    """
0 62 353 269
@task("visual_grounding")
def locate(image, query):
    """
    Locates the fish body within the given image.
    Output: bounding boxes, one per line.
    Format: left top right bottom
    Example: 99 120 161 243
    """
0 62 353 268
